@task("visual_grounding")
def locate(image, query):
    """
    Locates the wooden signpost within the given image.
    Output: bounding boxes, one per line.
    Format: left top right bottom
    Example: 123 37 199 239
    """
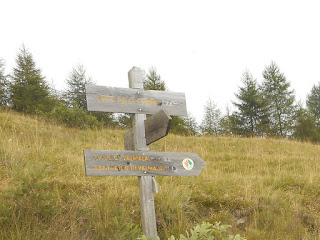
84 67 206 240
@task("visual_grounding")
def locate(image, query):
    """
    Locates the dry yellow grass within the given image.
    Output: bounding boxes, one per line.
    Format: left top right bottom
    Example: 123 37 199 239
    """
0 109 320 239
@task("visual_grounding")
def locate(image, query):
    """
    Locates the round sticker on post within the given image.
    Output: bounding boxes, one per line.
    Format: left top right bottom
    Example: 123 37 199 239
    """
182 158 194 170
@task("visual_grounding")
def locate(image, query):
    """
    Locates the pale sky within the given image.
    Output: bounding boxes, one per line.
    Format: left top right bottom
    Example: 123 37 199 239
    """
1 0 320 123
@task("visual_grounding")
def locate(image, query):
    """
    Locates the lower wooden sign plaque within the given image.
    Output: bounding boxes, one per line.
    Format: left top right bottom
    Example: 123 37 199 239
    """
84 150 206 177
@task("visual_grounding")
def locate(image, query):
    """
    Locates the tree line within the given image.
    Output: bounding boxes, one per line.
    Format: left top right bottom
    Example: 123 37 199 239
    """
0 46 193 133
201 63 320 142
1 46 320 142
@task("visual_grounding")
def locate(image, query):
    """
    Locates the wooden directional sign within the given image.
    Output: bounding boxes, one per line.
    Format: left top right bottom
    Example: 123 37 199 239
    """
145 109 172 145
85 84 187 116
84 67 205 240
84 150 206 177
124 109 172 150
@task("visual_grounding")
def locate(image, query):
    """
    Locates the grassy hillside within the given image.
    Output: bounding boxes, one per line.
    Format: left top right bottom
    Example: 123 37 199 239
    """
0 109 320 240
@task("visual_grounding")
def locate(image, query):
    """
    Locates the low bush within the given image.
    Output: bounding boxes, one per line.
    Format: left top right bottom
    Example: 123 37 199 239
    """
48 104 102 129
138 222 246 240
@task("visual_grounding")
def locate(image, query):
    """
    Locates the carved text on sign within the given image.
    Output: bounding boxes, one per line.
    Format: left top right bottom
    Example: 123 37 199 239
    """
93 154 150 161
94 165 165 171
85 85 187 116
84 150 206 177
97 95 173 106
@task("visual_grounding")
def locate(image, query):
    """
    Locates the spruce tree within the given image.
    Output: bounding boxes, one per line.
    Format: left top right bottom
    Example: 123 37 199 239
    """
261 62 296 137
200 98 221 135
306 82 320 126
0 59 10 106
143 67 166 91
10 46 54 114
233 71 269 137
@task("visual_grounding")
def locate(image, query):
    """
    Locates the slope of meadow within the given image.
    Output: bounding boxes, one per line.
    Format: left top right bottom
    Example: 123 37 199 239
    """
0 109 320 240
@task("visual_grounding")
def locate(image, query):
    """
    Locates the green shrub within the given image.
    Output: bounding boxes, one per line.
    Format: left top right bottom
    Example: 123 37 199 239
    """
138 222 246 240
48 104 101 129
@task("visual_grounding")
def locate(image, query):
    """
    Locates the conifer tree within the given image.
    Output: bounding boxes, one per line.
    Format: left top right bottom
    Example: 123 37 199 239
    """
219 106 233 136
261 62 296 137
65 64 94 110
64 64 114 126
10 46 54 114
143 67 166 91
143 67 189 134
293 105 320 142
306 82 320 126
185 114 199 135
170 116 190 135
227 112 245 136
200 98 221 135
233 71 269 136
0 59 10 106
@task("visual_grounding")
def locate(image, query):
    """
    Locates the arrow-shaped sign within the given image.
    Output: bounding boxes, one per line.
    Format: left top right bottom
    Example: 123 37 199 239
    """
124 109 172 150
84 150 206 177
145 109 172 145
85 85 187 116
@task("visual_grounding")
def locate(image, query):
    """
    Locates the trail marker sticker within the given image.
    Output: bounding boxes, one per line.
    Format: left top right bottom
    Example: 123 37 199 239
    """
182 158 194 170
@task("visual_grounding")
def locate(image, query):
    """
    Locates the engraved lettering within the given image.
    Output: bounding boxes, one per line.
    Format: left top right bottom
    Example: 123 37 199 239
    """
94 164 165 172
118 97 135 103
97 96 115 102
137 98 158 105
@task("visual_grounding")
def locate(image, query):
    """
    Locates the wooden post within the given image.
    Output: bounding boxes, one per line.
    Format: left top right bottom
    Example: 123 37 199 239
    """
128 67 158 239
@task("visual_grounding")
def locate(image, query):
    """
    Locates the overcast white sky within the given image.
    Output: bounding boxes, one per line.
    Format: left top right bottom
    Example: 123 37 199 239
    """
1 0 320 123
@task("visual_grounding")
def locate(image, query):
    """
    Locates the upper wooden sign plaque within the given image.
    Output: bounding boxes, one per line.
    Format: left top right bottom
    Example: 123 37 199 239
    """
85 85 187 116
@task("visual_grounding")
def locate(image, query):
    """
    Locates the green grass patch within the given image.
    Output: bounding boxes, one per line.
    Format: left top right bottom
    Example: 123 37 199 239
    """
0 109 320 239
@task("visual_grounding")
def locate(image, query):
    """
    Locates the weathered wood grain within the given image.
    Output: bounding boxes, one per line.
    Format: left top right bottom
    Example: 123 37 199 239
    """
124 109 171 147
128 67 157 239
128 66 144 89
84 150 206 177
138 175 156 238
124 129 135 151
85 84 187 116
145 109 171 145
133 114 149 151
